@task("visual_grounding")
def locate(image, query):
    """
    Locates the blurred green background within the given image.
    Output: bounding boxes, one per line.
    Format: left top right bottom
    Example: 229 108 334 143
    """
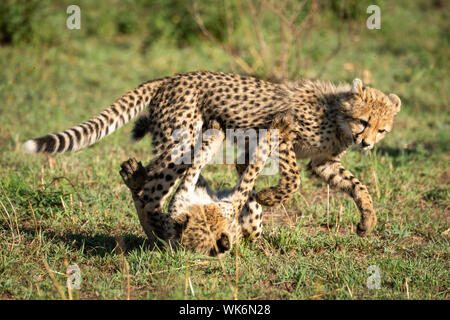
0 0 448 111
0 0 448 300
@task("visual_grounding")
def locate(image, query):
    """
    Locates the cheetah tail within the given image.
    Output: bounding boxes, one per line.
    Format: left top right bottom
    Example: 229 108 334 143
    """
22 79 163 154
130 114 151 142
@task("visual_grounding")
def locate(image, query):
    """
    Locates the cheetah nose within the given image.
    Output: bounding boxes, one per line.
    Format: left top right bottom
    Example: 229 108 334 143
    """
361 139 370 149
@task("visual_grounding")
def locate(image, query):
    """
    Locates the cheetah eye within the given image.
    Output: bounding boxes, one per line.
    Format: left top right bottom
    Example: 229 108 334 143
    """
378 129 387 133
359 119 369 127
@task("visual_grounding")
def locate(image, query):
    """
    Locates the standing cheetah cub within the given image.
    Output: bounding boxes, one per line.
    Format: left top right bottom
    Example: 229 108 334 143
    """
120 117 293 256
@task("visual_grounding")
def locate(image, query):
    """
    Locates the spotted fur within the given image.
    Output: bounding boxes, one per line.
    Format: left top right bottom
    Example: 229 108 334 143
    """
24 72 401 236
120 118 283 255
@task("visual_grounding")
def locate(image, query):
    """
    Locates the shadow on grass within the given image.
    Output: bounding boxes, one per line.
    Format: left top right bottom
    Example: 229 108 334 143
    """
13 225 159 257
61 232 155 257
377 140 448 158
376 146 421 158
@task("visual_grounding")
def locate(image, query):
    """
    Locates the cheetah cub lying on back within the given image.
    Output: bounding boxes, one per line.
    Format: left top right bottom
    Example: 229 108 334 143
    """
120 116 294 256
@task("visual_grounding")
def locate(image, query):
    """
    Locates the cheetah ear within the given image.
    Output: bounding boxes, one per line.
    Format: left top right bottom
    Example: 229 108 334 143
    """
388 93 401 113
351 78 364 96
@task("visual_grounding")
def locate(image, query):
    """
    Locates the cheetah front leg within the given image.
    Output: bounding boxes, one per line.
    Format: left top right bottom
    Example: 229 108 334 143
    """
309 155 377 236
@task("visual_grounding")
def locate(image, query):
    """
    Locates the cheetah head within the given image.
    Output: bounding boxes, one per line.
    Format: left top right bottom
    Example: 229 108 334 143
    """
340 78 401 150
175 204 233 256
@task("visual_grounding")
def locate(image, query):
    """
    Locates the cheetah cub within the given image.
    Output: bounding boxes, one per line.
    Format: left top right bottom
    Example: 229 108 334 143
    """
24 71 401 237
120 117 293 256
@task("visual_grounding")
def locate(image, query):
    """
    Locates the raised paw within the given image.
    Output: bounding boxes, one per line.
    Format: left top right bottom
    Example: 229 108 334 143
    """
255 188 280 207
119 157 147 192
255 183 298 208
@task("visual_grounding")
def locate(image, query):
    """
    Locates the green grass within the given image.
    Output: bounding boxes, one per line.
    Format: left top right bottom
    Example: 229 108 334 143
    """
0 0 449 299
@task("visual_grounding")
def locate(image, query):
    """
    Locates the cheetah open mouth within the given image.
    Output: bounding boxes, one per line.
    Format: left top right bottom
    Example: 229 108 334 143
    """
360 142 374 150
351 140 373 152
209 233 231 256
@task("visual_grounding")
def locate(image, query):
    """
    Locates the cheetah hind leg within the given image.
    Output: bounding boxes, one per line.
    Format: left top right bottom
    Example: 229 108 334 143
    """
255 112 300 207
234 112 300 240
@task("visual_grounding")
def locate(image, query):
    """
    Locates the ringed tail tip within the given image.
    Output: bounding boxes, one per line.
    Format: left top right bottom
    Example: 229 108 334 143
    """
22 140 38 154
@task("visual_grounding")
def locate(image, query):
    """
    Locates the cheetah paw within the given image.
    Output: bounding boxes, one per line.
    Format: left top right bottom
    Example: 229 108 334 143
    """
119 157 147 192
255 188 283 207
